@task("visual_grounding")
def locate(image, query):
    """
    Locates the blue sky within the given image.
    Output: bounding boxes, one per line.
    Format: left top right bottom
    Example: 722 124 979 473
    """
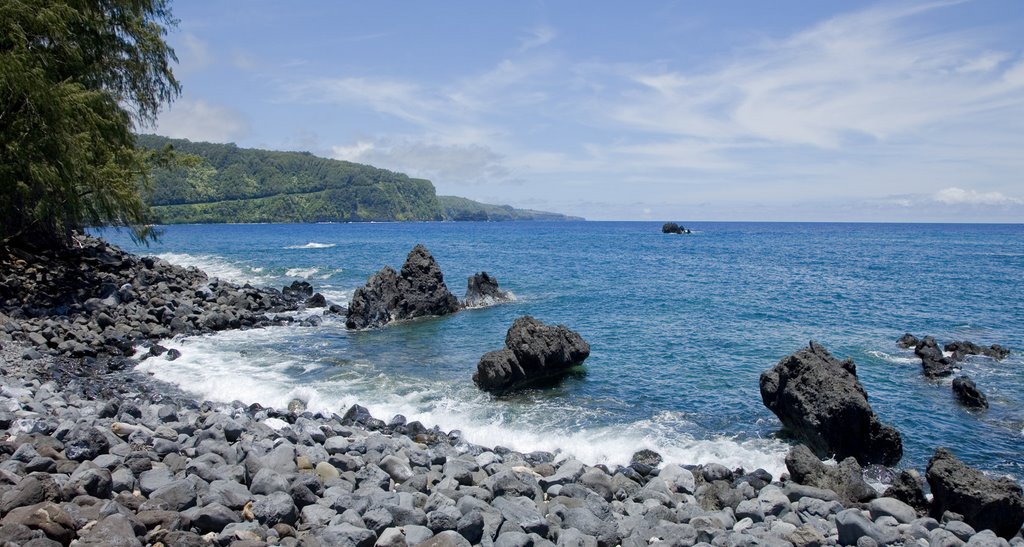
154 1 1024 221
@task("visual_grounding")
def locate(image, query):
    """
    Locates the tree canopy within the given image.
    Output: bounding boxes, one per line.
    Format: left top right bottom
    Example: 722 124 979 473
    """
0 0 180 247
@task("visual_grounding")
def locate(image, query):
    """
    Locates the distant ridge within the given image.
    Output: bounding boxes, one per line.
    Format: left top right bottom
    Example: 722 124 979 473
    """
137 135 582 224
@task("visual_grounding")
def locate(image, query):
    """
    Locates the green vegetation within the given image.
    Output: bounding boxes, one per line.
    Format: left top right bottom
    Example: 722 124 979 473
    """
439 196 583 221
1 0 180 247
140 135 582 223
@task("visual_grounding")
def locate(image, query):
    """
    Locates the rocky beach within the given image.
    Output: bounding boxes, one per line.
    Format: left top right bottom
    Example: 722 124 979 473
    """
2 235 1023 546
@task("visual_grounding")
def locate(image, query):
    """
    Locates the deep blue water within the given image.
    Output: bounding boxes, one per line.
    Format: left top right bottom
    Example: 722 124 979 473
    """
97 221 1024 478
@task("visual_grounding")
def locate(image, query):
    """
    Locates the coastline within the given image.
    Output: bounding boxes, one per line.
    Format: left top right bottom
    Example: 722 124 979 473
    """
1 236 1022 545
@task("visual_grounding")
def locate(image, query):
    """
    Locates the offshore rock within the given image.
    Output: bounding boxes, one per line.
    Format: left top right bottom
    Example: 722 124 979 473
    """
463 272 513 308
951 376 988 409
945 340 1010 361
896 333 920 349
345 244 460 329
473 316 590 394
914 336 956 378
760 341 903 466
661 222 691 234
927 448 1024 539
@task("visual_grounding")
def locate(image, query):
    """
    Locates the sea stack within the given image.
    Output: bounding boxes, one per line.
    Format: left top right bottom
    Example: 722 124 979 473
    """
759 341 903 466
473 316 591 394
661 222 691 234
345 244 460 329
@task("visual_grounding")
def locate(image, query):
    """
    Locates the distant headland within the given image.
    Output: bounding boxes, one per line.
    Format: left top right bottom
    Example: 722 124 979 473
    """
137 135 583 224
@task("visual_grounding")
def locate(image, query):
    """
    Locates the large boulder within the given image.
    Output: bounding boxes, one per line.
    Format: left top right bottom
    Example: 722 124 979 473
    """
463 272 513 308
662 222 690 234
345 244 460 329
473 316 590 394
951 375 988 409
913 336 956 378
785 444 877 505
760 341 903 466
927 448 1024 539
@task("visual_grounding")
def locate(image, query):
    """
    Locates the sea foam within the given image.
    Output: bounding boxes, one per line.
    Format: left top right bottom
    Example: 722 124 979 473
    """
138 327 789 477
285 242 337 249
157 253 272 286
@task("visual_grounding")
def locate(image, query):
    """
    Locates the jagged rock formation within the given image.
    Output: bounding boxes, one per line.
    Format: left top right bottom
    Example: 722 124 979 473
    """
760 341 903 466
345 245 460 329
951 375 988 409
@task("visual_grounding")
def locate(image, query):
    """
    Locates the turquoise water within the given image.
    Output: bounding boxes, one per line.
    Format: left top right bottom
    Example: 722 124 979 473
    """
98 221 1024 478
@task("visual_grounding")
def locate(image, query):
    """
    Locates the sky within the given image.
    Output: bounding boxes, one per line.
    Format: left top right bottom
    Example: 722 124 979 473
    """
152 1 1024 222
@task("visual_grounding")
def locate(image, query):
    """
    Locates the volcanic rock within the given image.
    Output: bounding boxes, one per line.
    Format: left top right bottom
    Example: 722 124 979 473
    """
927 448 1024 539
760 341 903 466
662 222 691 234
945 340 1010 361
951 376 988 409
345 244 460 329
914 336 956 378
896 333 919 349
473 316 591 394
463 272 513 308
785 444 878 505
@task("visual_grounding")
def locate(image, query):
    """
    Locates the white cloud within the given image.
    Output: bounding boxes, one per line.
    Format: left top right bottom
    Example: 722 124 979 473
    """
329 138 510 185
290 77 436 126
933 187 1022 206
519 25 557 52
177 33 213 73
601 2 1024 149
331 140 376 162
155 99 249 143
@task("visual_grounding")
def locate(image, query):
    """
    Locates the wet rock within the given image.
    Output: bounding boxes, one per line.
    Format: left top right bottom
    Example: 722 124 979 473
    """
945 341 1010 361
760 341 903 466
952 376 988 409
896 333 920 349
473 316 591 394
927 448 1024 539
345 244 460 329
463 272 513 308
915 336 956 378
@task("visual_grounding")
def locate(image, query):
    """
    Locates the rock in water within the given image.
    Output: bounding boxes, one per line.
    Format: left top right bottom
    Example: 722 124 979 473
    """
896 333 919 349
914 336 956 378
473 316 591 394
927 448 1024 539
345 244 460 329
463 272 513 308
282 281 314 300
662 222 684 234
760 341 903 466
945 340 1010 361
951 376 988 409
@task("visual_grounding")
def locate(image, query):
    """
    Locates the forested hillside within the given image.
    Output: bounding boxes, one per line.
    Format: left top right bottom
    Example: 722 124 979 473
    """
138 135 580 223
439 196 584 221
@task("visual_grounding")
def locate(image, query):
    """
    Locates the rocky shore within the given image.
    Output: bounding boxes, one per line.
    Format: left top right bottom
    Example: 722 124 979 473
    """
2 237 1023 545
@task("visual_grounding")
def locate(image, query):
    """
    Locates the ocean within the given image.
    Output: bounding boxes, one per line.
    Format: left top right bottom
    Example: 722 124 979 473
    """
96 221 1024 479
